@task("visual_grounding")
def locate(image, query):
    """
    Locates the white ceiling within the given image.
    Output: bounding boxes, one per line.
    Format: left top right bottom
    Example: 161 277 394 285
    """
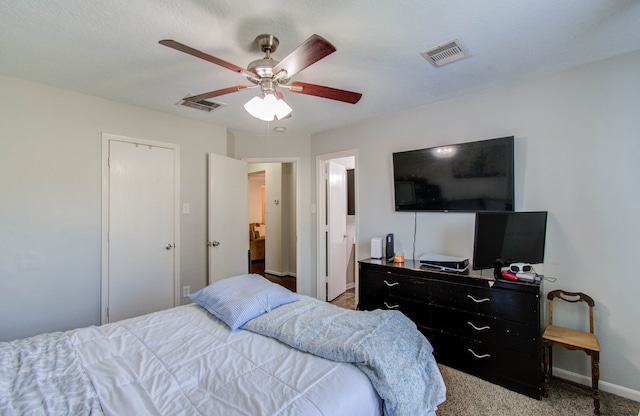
1 0 639 137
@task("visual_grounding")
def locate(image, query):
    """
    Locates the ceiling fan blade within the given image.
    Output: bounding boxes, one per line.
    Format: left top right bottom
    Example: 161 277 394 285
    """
159 40 259 80
184 85 253 102
288 82 362 104
273 34 336 79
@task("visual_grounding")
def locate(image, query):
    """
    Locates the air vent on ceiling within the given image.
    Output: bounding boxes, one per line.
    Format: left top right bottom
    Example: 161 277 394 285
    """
421 39 469 68
176 97 225 113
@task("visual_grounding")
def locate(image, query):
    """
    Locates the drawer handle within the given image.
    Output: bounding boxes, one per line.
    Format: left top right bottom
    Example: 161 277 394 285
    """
467 322 491 331
467 349 491 359
383 302 400 309
383 280 399 287
467 295 490 303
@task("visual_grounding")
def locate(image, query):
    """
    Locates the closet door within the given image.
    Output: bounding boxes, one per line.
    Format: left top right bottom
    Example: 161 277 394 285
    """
102 135 179 323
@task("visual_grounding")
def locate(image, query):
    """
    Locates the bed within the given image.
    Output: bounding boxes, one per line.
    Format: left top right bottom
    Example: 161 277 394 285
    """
0 274 446 416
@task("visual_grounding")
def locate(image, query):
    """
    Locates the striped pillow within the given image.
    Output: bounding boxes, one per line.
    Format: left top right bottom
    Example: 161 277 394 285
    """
189 274 299 330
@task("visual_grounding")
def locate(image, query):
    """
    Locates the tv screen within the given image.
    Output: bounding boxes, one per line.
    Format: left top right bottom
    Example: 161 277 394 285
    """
393 136 514 212
472 211 548 270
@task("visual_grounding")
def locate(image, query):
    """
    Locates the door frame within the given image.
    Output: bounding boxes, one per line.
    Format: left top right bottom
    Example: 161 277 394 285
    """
315 150 358 302
101 133 181 324
243 157 301 290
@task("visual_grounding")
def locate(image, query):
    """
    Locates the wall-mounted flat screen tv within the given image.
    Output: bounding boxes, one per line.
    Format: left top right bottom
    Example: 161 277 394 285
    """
393 136 514 212
472 211 548 270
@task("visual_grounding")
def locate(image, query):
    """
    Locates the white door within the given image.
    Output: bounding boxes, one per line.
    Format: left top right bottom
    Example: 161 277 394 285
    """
327 161 347 301
208 153 249 284
104 138 178 323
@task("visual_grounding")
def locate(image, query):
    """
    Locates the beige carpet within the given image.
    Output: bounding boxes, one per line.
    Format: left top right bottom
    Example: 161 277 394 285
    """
436 365 640 416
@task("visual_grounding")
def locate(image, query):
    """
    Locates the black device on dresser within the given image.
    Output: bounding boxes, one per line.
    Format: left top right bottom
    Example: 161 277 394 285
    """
358 258 542 399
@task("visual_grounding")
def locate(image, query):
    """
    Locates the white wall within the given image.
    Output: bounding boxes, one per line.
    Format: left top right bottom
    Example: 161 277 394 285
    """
0 74 228 341
248 172 264 224
265 163 283 274
346 216 355 286
311 51 640 397
233 134 312 295
282 163 297 275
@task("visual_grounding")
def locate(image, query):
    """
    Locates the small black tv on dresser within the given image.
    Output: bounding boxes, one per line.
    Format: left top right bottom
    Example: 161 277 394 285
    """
472 211 548 270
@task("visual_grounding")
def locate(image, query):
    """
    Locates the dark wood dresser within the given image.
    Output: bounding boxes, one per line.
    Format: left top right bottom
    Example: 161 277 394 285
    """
358 258 542 399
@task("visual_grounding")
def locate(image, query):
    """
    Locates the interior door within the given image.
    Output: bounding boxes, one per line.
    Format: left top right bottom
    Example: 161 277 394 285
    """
107 139 177 322
208 153 249 284
327 160 347 301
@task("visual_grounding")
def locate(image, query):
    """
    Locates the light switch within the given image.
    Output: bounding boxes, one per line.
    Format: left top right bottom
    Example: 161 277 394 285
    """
182 203 190 214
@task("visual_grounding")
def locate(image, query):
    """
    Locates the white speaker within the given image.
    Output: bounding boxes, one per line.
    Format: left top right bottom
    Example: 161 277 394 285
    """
371 237 383 259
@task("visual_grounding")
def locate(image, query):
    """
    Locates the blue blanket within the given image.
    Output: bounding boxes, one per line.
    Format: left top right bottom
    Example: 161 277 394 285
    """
243 296 446 416
0 332 104 415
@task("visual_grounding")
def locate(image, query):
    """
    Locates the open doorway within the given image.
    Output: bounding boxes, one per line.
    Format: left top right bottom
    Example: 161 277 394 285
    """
316 151 358 309
247 161 297 292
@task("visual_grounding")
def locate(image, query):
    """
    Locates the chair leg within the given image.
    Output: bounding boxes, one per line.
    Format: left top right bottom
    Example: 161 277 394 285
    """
591 351 600 415
542 341 551 397
549 344 553 377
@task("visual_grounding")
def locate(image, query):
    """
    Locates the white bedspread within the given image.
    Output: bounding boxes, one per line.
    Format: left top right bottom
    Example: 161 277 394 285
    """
68 304 382 416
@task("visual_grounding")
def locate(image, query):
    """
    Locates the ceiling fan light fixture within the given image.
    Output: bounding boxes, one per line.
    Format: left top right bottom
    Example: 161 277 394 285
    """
244 93 292 121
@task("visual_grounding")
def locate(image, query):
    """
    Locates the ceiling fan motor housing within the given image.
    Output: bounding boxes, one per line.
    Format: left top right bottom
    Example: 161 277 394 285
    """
258 79 277 95
247 58 278 80
247 34 291 84
255 34 279 54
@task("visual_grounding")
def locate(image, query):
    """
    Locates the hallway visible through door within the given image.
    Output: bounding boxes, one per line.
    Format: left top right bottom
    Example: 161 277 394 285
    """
247 161 298 292
320 155 357 303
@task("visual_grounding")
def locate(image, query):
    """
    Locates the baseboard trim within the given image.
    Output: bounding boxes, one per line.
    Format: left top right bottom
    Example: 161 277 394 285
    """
553 368 640 402
265 269 296 278
346 282 355 290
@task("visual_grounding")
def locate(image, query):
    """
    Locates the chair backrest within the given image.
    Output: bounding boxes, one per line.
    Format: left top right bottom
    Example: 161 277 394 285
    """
547 289 595 334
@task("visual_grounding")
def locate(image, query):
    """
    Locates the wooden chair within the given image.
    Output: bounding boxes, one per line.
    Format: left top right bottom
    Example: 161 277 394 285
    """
542 290 601 415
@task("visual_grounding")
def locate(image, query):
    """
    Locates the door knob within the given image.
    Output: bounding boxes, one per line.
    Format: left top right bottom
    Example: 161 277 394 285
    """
165 243 173 250
208 241 220 247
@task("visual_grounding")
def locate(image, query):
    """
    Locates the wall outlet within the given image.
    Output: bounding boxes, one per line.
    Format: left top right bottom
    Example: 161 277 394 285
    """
182 285 190 297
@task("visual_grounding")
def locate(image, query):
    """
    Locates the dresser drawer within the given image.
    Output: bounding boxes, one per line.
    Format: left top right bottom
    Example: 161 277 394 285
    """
359 293 430 327
360 269 429 300
425 329 542 399
430 281 538 322
429 305 540 355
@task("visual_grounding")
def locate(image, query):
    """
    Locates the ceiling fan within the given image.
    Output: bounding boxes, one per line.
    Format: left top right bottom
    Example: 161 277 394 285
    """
159 34 362 121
